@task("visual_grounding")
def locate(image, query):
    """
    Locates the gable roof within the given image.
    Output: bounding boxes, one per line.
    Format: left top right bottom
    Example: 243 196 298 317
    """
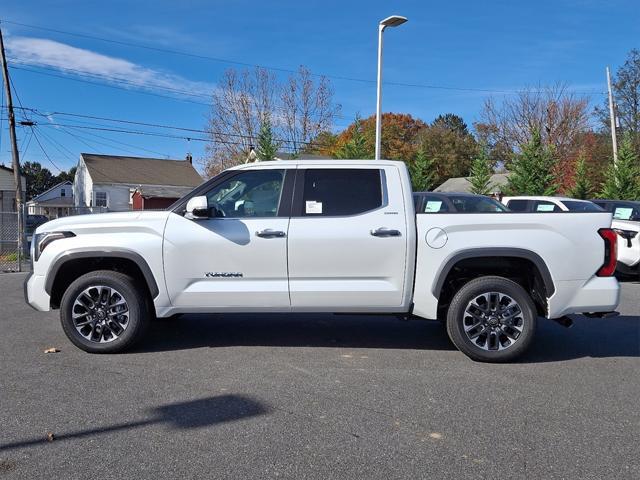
434 173 510 193
80 153 203 187
28 180 72 203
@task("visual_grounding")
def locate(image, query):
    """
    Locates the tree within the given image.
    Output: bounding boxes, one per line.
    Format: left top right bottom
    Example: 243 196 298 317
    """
432 113 469 136
599 135 640 200
566 153 593 199
335 116 370 159
21 161 56 200
55 166 77 184
205 66 340 176
416 121 478 184
330 113 426 161
256 115 279 161
409 146 436 191
595 49 640 152
478 84 590 186
505 129 558 196
467 147 494 195
280 66 341 153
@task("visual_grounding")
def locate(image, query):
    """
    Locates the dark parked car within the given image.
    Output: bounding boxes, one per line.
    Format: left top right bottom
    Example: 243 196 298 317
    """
413 192 509 213
590 199 640 222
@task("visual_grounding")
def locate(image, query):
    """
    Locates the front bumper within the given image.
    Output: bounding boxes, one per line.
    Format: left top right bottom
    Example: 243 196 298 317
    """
24 273 51 311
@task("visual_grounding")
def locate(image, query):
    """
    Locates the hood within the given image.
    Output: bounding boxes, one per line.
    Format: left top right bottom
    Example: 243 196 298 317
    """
35 210 171 234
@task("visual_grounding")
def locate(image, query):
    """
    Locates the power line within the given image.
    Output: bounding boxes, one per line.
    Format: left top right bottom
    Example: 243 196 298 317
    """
1 18 607 96
6 105 336 149
29 126 61 171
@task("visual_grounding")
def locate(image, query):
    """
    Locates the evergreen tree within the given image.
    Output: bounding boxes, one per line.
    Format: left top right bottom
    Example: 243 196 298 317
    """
467 147 494 195
505 129 558 196
599 135 640 200
409 146 436 191
335 116 370 159
567 154 593 199
256 116 279 161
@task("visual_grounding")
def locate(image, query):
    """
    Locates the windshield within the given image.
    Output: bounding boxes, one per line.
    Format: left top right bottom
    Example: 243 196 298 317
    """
562 201 603 212
449 196 508 213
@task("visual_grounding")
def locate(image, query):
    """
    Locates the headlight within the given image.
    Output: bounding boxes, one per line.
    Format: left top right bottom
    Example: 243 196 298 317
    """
34 231 75 262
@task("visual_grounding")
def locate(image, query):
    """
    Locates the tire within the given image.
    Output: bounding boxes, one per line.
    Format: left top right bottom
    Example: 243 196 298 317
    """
60 270 150 353
446 276 537 363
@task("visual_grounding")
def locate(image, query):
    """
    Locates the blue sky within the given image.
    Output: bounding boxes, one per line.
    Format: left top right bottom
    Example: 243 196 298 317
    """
1 0 638 174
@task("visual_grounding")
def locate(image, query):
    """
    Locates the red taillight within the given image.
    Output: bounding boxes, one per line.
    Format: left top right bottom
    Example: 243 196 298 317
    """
597 228 618 277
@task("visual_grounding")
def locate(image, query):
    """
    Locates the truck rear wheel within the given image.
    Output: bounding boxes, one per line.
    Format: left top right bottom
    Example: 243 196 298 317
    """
60 270 149 353
446 276 537 362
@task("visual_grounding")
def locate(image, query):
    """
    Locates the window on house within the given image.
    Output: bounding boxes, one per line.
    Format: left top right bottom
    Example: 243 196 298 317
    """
95 191 108 207
60 188 66 197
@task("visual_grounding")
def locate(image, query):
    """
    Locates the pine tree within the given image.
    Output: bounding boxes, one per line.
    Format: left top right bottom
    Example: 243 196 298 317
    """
467 147 494 195
567 154 593 199
505 128 558 196
256 116 279 161
599 135 640 200
409 146 436 191
335 116 370 159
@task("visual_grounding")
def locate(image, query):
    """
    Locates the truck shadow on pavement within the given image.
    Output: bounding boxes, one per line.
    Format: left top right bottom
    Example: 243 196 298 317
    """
524 315 640 362
134 312 639 362
136 313 456 353
0 394 269 452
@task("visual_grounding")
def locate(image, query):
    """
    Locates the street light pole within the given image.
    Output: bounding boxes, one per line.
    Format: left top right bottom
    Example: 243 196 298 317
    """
375 15 407 160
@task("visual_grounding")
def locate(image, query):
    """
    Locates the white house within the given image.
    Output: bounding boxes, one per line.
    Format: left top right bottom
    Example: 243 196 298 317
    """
73 153 203 212
26 180 74 218
0 165 27 212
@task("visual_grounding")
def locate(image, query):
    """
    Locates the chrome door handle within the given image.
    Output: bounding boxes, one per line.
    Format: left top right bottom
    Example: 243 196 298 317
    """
370 227 401 237
256 229 286 238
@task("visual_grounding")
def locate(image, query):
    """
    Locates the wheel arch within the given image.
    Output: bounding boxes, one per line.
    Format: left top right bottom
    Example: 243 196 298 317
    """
433 248 555 318
45 250 159 309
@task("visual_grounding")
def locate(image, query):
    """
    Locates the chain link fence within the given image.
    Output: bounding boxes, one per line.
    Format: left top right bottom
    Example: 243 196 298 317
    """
0 210 24 272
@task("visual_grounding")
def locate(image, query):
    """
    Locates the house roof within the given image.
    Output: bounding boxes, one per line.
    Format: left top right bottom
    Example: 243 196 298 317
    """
28 180 72 203
81 153 203 187
135 185 195 199
434 173 510 193
0 164 26 177
27 196 74 207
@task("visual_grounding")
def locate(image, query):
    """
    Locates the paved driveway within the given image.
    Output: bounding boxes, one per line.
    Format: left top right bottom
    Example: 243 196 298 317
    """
1 273 638 479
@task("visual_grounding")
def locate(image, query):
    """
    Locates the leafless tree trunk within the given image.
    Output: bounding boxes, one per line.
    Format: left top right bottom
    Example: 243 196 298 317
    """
280 66 340 155
477 84 591 162
205 66 340 176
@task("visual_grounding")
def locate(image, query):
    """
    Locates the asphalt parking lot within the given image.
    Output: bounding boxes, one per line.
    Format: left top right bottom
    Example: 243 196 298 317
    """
1 273 639 479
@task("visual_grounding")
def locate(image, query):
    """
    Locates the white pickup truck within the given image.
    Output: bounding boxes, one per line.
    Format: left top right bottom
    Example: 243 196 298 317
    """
25 160 620 362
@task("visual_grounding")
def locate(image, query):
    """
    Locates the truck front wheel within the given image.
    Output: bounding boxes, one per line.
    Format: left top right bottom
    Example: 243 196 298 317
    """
446 276 537 362
60 270 149 353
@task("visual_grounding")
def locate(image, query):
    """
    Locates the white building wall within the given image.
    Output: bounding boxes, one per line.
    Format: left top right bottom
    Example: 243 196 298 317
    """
0 168 26 191
95 184 131 211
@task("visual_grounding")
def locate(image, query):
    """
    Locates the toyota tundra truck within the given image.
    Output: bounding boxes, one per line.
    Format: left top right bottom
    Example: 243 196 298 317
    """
24 160 620 362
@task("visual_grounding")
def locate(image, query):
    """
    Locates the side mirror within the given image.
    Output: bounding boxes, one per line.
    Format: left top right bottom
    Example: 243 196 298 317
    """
185 196 209 219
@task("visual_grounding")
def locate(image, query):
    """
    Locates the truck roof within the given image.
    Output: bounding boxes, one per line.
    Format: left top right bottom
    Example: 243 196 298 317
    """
501 195 593 203
230 159 406 170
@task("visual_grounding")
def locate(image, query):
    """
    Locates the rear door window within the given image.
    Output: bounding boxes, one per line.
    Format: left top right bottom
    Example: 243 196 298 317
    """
300 169 383 216
533 201 562 212
420 195 449 213
613 206 637 220
506 199 530 212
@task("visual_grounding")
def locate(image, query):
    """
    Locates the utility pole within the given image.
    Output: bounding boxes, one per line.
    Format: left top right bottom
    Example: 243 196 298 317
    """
606 66 618 164
0 25 25 266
